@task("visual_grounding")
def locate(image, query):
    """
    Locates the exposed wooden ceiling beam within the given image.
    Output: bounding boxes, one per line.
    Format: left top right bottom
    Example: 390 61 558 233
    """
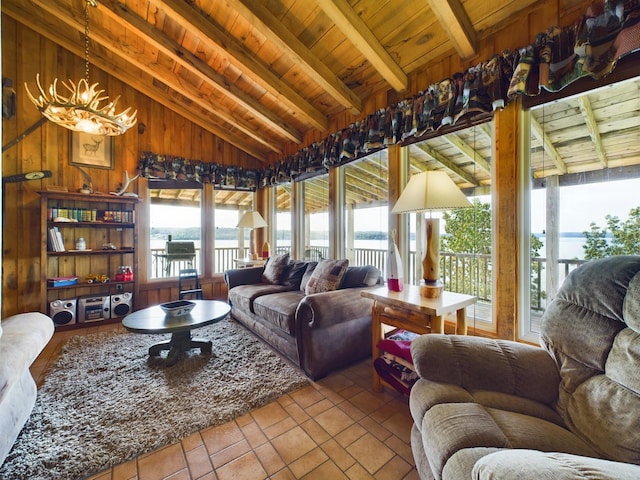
578 95 608 168
442 133 492 174
227 0 362 114
530 116 568 174
152 0 328 132
96 0 301 146
315 0 407 92
425 0 477 59
412 143 478 186
3 1 270 161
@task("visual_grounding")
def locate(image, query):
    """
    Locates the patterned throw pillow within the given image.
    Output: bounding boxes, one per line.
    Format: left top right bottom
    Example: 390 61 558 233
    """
305 259 349 295
262 253 290 284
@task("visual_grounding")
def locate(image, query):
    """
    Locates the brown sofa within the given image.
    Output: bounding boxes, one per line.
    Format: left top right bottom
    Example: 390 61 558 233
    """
225 258 381 379
409 255 640 479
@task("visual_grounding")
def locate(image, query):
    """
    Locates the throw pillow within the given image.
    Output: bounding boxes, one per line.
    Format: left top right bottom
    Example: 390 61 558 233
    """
299 262 318 292
341 265 381 288
262 253 289 284
280 260 309 289
305 259 349 295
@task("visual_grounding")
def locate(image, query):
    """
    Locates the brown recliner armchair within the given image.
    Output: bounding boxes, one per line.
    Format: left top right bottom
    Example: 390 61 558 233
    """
409 255 640 479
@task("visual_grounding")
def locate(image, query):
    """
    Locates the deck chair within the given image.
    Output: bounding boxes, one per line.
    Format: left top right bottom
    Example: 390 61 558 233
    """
178 268 203 300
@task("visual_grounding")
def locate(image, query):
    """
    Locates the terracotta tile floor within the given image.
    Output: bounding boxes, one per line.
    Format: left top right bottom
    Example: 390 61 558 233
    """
30 322 419 480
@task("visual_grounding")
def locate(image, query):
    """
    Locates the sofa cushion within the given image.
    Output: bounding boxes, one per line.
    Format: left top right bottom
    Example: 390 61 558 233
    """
300 262 318 292
262 253 290 284
341 265 381 288
305 259 349 295
253 291 305 335
281 260 309 289
229 283 293 313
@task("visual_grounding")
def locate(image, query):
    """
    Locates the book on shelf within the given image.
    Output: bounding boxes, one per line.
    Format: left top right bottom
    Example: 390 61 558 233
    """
47 226 66 252
47 276 78 287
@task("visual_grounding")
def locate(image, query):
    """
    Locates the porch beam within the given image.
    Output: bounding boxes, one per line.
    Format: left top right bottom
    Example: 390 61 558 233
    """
413 143 478 186
530 116 567 174
578 96 608 168
442 133 492 174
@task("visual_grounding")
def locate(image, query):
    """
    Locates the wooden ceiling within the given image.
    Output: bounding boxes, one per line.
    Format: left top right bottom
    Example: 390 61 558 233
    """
5 0 639 213
4 0 543 162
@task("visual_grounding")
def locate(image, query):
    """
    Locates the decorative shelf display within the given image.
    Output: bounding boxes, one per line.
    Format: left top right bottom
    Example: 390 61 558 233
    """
39 191 140 329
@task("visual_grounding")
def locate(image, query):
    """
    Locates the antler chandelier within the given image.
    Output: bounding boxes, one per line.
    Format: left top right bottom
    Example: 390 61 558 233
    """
24 0 136 136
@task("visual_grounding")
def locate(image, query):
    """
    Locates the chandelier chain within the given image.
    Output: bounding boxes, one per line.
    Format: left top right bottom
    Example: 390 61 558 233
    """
84 1 90 83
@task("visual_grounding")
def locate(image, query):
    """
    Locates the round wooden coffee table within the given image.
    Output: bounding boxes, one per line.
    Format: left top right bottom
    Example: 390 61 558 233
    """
122 300 231 365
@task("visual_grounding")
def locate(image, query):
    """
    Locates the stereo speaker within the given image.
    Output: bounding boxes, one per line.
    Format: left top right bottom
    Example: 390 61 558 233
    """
49 298 77 326
110 292 133 318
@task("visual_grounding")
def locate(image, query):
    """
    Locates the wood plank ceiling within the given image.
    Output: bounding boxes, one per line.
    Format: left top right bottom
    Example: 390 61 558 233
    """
4 0 541 161
5 0 639 213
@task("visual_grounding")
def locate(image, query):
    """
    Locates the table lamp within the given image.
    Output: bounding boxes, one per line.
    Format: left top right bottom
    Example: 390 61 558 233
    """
237 211 268 259
391 170 471 298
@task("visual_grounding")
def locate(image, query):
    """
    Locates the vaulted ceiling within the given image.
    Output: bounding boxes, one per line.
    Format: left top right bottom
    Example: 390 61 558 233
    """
5 0 639 214
3 0 542 162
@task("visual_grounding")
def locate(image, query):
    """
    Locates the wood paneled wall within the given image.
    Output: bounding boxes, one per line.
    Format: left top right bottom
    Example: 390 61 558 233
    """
1 16 258 316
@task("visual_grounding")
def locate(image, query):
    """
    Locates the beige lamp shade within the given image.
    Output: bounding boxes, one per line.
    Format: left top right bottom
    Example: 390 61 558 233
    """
237 211 268 229
391 170 471 297
391 171 471 214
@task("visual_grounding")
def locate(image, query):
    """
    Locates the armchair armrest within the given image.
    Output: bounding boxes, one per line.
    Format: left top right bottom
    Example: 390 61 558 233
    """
224 266 264 290
473 450 640 480
411 334 560 404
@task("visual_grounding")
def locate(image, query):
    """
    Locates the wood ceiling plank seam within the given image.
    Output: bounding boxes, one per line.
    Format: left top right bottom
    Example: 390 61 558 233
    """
99 0 303 144
381 19 441 69
225 0 362 113
314 0 408 91
466 0 540 37
154 0 328 131
282 2 325 40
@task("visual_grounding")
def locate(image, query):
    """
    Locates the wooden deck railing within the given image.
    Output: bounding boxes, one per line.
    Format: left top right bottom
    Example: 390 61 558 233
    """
149 246 586 310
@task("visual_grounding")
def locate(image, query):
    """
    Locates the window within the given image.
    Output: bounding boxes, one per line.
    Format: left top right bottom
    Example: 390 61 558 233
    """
149 186 202 279
301 174 329 261
273 184 292 257
342 150 389 269
403 122 494 330
213 190 254 273
520 76 640 341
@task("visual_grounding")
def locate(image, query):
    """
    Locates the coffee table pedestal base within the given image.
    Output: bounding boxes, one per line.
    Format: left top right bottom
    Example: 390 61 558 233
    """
149 330 213 366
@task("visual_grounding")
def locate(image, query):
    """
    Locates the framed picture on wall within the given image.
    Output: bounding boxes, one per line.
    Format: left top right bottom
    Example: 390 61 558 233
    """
69 132 114 170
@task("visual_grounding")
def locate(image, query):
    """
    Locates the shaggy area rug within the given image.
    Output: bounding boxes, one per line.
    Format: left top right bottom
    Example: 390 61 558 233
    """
0 318 308 480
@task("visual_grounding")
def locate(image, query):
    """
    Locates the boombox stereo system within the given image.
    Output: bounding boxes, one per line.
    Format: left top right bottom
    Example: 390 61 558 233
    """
49 293 133 327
